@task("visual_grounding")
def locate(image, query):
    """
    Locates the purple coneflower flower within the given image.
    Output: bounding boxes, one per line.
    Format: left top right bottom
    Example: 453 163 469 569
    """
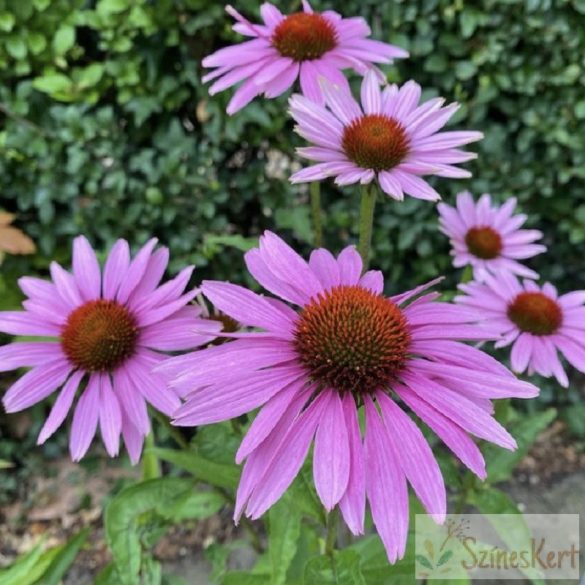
438 191 546 281
457 273 585 388
202 2 408 114
162 231 537 562
289 71 483 201
0 237 219 462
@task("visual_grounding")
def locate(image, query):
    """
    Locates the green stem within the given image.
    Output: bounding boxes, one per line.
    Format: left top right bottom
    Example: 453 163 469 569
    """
153 410 189 449
310 182 323 248
324 508 339 557
142 432 161 480
357 183 377 271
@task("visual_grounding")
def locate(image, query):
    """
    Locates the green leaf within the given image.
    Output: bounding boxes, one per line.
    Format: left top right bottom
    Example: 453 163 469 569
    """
32 73 72 95
42 528 89 585
221 573 268 585
304 550 365 585
6 37 27 60
268 494 301 585
0 12 15 32
52 25 75 55
415 554 434 570
104 477 194 585
0 459 13 470
485 408 556 484
164 490 224 522
150 447 240 490
0 542 45 585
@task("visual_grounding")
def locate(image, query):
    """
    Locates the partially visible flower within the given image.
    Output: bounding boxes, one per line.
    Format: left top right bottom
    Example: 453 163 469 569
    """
289 71 483 201
457 273 585 387
202 2 407 114
438 191 546 281
0 237 220 462
162 231 537 562
0 212 35 255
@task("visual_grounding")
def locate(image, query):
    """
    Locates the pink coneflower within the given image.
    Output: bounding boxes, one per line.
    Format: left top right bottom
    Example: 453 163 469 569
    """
457 273 585 388
0 237 219 462
162 231 538 562
202 2 408 114
289 71 483 201
438 191 546 281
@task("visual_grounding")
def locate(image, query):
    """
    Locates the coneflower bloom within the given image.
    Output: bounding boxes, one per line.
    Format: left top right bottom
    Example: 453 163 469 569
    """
162 231 538 562
0 237 219 462
438 191 546 281
457 273 585 387
289 71 483 201
202 2 408 114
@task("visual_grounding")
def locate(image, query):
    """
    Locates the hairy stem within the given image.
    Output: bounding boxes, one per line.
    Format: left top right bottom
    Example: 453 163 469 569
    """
325 508 339 557
310 181 323 248
357 183 377 271
142 432 161 480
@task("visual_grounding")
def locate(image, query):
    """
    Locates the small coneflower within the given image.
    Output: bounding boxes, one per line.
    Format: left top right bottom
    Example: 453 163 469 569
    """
202 2 407 114
0 237 220 462
457 273 585 387
289 71 483 201
161 231 538 562
438 191 546 280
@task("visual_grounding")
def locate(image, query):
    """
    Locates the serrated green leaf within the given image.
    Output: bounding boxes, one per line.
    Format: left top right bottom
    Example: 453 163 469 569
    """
304 550 365 585
104 477 194 585
268 494 301 585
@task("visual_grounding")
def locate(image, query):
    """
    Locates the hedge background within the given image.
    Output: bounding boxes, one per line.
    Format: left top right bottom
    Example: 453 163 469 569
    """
1 0 585 296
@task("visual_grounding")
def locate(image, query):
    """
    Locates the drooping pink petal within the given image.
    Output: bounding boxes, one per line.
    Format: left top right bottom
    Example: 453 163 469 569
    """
313 390 350 510
70 374 101 461
364 395 409 563
99 374 122 457
38 370 84 445
339 394 366 535
376 392 446 523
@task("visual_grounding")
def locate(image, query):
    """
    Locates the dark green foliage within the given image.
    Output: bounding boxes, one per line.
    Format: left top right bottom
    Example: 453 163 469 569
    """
1 0 584 293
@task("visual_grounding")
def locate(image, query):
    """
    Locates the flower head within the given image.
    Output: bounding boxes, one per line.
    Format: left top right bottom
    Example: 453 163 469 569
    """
457 273 585 387
163 231 537 562
289 71 483 201
438 191 546 280
0 237 220 462
202 2 407 114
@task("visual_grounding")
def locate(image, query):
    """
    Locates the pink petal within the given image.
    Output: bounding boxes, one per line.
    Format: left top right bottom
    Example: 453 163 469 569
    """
3 359 72 413
70 374 100 461
38 370 84 445
72 236 101 301
364 395 409 563
339 394 366 535
103 239 130 299
377 392 446 522
313 391 350 510
99 374 122 457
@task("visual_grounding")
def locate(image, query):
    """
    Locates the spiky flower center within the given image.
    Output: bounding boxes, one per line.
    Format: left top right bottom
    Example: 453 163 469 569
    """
465 227 503 260
272 13 337 62
294 285 411 394
342 115 410 172
61 300 139 372
507 292 562 336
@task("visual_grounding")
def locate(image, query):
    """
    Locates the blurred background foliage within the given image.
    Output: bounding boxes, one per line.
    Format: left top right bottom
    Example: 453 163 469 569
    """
1 0 584 293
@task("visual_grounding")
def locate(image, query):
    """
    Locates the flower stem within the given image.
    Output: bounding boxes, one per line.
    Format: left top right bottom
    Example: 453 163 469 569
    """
153 410 189 449
310 182 323 248
324 508 339 557
357 183 377 271
142 432 161 480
